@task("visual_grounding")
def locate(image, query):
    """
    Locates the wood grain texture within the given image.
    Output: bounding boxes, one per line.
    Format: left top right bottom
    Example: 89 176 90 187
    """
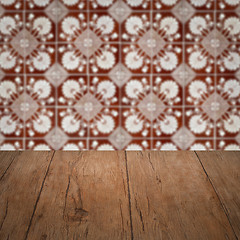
126 151 236 240
196 151 240 239
0 151 54 240
26 151 131 240
0 151 20 180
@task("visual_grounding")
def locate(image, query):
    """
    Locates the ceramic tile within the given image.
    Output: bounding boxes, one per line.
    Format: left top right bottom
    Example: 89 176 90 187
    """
152 107 183 138
57 107 88 138
0 107 24 137
185 106 215 138
0 0 240 150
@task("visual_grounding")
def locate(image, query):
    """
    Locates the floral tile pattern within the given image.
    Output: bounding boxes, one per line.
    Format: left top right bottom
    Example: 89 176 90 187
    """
0 0 240 150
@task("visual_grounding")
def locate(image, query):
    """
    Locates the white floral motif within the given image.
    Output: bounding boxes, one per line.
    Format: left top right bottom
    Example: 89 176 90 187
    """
62 80 80 98
161 143 177 150
62 0 79 6
34 144 50 150
127 0 143 6
224 17 240 35
160 116 178 134
126 144 142 150
97 144 114 150
223 0 240 6
33 0 50 7
160 52 178 71
125 115 143 134
189 115 207 134
63 144 80 151
62 51 80 70
125 16 143 35
62 115 80 133
190 144 206 150
223 52 240 71
160 0 177 5
97 115 115 134
223 80 240 98
189 51 207 70
0 81 17 99
62 17 80 35
0 116 17 134
125 80 143 99
0 0 16 6
97 16 114 35
33 115 51 133
189 17 207 35
33 52 51 71
190 0 207 6
0 51 17 70
125 51 143 70
0 17 16 35
225 144 240 150
33 17 52 35
97 81 116 99
33 80 51 99
96 0 113 6
0 144 16 150
223 115 240 133
96 51 115 70
160 81 179 99
189 80 207 99
160 17 179 35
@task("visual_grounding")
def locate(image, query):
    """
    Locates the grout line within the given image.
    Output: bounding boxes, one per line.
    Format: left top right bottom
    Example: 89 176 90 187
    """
54 0 59 145
23 0 26 150
2 105 240 109
1 41 240 45
194 151 238 240
182 0 186 148
2 9 238 13
118 0 122 145
1 73 238 76
214 0 217 150
124 151 134 240
150 0 153 150
24 151 56 240
86 0 90 150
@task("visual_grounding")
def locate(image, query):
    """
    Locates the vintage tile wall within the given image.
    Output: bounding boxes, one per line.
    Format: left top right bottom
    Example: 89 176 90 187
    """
0 0 240 150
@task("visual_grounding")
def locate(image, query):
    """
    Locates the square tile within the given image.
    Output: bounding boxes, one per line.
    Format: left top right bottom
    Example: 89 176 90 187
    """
58 107 88 137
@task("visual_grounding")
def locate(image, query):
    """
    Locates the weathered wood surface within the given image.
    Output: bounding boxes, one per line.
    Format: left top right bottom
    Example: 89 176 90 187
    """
126 151 236 240
26 151 131 240
0 151 240 240
0 151 20 180
196 151 240 239
0 151 54 240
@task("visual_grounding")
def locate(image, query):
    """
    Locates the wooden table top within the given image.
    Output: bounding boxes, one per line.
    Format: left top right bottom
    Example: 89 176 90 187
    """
0 151 239 240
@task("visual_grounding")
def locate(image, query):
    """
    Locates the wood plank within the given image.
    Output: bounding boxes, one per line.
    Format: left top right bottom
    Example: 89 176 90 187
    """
196 151 240 239
0 151 54 240
26 151 131 240
0 151 20 179
126 151 236 240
